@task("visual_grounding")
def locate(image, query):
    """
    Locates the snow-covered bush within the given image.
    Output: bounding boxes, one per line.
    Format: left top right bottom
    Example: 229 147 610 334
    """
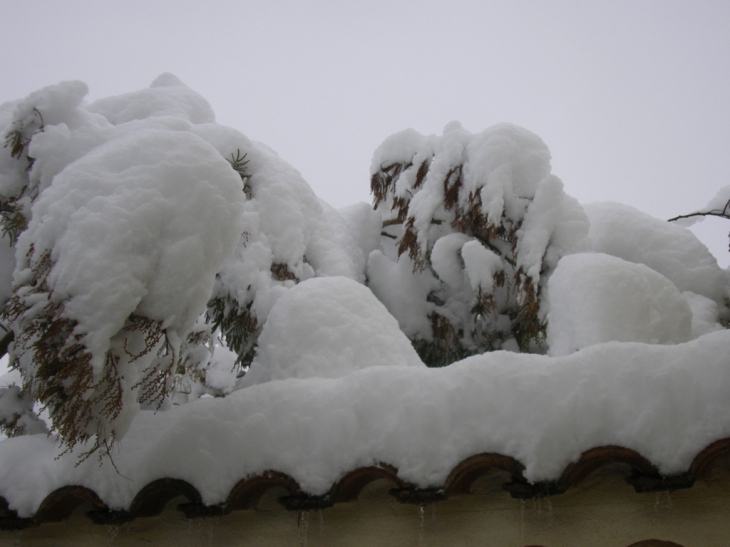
1 74 728 466
0 75 372 457
0 77 248 456
191 124 365 370
367 122 589 366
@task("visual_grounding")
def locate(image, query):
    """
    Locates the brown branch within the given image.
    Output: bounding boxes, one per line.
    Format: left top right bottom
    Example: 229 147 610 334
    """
382 218 444 228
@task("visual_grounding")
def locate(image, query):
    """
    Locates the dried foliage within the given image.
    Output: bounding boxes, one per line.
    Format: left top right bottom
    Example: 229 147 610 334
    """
206 253 301 371
0 108 45 245
371 162 409 209
3 107 44 162
3 248 173 460
127 316 174 410
270 262 299 282
412 312 471 368
372 155 547 367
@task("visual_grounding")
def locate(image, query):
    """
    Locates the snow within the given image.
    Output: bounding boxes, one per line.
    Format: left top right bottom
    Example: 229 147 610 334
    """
0 330 729 517
242 277 423 385
87 73 216 125
367 250 437 339
368 123 591 355
585 201 729 307
517 176 591 282
0 77 250 444
431 233 471 289
547 253 692 356
461 239 503 293
0 76 729 517
20 129 244 358
203 347 238 395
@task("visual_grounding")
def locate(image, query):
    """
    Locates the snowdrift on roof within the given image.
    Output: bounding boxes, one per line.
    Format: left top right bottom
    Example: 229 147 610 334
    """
0 75 729 519
0 330 729 517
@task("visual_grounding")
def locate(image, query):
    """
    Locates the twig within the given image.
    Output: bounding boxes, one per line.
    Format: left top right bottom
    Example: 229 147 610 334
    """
668 198 730 222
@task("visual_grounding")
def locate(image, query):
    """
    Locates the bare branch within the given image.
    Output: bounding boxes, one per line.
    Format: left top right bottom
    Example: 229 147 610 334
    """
668 198 730 222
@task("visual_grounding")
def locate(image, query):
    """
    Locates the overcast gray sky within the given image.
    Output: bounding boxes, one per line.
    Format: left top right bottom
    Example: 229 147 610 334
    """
1 0 729 265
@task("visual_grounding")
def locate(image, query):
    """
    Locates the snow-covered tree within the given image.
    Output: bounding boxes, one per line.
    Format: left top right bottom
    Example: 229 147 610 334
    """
192 123 366 371
0 75 369 457
367 122 590 366
0 76 246 457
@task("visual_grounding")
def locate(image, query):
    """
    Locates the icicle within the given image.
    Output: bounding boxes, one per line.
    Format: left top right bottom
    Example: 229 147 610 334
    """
546 495 554 527
298 510 310 547
654 491 673 512
202 517 218 547
317 508 324 535
12 530 21 547
418 505 426 546
107 524 119 543
519 499 525 547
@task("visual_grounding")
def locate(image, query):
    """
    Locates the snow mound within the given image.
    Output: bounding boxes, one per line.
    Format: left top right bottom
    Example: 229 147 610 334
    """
2 75 730 513
585 202 728 306
682 291 726 339
547 253 692 356
87 73 215 125
244 277 424 384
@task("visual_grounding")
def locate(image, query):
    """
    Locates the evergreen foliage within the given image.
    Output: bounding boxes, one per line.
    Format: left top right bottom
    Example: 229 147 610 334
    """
227 149 252 199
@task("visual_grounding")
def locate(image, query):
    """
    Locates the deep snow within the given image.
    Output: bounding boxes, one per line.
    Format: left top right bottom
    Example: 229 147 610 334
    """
0 75 728 516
